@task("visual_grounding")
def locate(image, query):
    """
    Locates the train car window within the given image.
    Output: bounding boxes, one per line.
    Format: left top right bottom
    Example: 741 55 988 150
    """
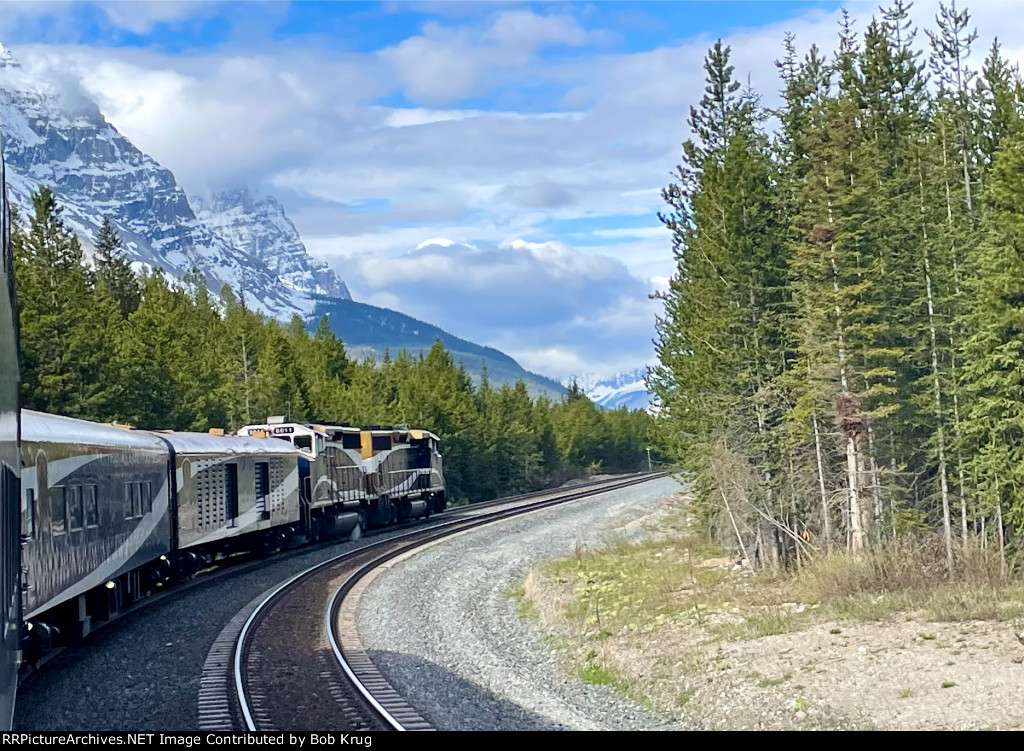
125 482 136 520
294 435 312 452
24 488 35 538
225 464 238 522
86 485 99 527
372 435 391 451
142 481 152 514
255 462 270 521
341 433 361 450
68 486 83 531
51 486 67 536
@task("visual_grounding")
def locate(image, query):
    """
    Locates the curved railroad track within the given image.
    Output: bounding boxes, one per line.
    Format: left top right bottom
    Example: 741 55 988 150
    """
224 473 664 731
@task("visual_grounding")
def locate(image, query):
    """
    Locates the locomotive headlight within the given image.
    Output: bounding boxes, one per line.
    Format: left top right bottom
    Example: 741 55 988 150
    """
105 581 116 589
160 555 167 561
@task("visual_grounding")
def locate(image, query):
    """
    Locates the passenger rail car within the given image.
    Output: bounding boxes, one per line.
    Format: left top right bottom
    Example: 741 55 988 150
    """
20 411 171 644
1 132 22 729
158 431 302 575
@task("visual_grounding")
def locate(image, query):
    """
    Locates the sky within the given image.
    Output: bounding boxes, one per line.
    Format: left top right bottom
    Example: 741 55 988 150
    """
1 1 1021 382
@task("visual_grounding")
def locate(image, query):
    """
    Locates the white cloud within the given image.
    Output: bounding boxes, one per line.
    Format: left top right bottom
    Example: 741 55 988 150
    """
329 238 657 380
97 1 218 34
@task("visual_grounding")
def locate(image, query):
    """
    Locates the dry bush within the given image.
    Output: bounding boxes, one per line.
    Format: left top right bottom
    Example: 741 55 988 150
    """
793 534 1022 622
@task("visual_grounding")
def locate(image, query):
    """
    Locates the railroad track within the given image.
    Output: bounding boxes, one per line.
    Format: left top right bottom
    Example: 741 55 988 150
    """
215 472 664 731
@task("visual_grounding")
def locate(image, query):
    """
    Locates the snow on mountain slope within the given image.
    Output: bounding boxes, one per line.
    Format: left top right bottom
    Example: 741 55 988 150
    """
193 189 349 300
0 42 347 318
568 368 653 411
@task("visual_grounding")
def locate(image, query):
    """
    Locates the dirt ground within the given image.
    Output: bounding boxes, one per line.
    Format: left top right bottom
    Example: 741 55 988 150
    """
522 493 1024 731
599 615 1024 730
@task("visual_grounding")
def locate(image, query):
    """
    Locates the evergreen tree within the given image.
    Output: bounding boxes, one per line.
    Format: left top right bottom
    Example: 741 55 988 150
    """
92 216 140 318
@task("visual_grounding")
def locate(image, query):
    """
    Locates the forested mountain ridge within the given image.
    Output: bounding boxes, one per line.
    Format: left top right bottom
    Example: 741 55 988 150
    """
650 2 1023 571
310 296 567 399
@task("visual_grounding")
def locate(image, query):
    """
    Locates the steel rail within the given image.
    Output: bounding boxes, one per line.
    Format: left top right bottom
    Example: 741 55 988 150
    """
234 472 664 730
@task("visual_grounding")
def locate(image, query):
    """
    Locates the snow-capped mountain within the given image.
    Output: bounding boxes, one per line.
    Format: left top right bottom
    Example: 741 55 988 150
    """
192 189 349 300
569 368 653 411
0 42 347 317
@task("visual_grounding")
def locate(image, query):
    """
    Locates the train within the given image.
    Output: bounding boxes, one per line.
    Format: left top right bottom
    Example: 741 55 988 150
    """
0 134 446 728
19 412 445 664
2 120 22 730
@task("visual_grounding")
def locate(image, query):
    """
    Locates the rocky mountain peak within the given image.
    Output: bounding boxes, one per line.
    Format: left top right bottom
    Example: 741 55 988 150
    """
0 41 350 317
191 188 349 300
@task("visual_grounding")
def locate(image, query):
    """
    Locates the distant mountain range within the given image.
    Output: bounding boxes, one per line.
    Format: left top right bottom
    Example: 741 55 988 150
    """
0 42 659 409
0 41 569 398
571 368 654 411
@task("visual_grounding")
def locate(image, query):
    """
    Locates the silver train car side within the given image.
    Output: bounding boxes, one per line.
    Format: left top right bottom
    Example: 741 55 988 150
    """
20 411 172 644
1 130 22 729
159 431 302 573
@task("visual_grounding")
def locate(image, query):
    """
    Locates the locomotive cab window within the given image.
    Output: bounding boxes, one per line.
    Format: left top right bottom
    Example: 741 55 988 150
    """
51 486 67 536
372 435 391 451
341 433 361 450
294 435 312 453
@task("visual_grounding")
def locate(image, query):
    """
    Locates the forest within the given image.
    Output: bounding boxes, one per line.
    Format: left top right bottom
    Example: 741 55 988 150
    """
650 1 1022 572
11 191 652 504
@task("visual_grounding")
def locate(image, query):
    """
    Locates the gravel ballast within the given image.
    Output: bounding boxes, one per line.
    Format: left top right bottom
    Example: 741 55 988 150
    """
356 475 691 731
13 515 492 730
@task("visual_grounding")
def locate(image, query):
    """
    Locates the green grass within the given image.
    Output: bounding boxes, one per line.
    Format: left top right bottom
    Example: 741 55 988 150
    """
578 658 625 688
503 581 539 620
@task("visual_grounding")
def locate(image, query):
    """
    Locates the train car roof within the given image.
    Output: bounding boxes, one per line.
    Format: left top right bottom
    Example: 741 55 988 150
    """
21 409 168 451
356 425 439 441
156 430 301 456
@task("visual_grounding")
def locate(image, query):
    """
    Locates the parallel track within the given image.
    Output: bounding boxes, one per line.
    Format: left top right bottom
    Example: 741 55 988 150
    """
233 472 664 731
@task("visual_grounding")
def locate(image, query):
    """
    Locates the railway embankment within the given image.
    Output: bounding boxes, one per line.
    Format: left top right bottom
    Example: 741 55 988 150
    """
356 475 696 730
517 493 1024 731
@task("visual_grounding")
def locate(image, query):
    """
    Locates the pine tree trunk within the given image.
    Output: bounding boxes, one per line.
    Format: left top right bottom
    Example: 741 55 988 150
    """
918 147 954 571
867 425 883 543
813 412 832 552
940 119 971 547
825 167 864 552
996 500 1006 578
846 433 865 552
925 252 954 572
